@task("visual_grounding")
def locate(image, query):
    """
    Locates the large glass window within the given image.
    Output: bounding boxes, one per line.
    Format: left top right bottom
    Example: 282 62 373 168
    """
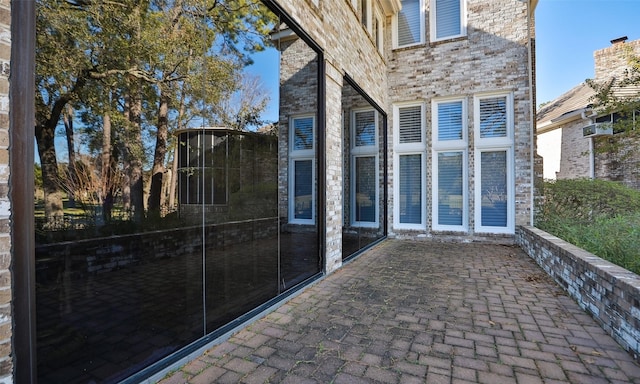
34 3 323 383
479 151 508 227
430 0 465 41
395 0 424 48
474 93 514 233
342 80 387 260
432 98 467 231
394 103 425 229
351 108 378 227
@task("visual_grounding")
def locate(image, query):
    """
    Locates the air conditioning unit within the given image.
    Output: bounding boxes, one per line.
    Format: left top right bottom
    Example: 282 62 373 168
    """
583 123 613 138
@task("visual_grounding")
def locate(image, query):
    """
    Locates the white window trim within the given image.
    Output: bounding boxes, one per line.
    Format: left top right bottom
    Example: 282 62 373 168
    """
473 92 514 148
392 0 425 49
473 147 515 234
351 108 379 228
374 7 384 54
473 92 514 234
432 97 467 150
289 115 316 225
361 0 372 32
432 150 468 232
432 97 467 231
393 102 427 230
429 0 466 43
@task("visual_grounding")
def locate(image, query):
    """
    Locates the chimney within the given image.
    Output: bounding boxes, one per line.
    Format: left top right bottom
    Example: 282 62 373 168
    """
610 36 628 45
594 36 635 81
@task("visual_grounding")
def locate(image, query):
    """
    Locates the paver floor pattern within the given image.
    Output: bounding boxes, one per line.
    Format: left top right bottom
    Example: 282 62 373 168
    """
159 240 640 383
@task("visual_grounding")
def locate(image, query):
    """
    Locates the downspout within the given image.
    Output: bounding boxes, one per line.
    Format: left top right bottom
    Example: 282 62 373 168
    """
589 138 595 179
526 0 536 226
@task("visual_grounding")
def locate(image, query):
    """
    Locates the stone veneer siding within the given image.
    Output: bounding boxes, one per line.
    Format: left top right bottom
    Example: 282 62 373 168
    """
0 0 9 381
517 226 640 361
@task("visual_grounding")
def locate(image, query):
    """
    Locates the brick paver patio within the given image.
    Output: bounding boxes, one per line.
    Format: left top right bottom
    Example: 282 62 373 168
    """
158 240 640 383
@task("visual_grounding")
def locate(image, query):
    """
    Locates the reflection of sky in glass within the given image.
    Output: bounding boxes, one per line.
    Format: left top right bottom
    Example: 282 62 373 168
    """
355 110 376 147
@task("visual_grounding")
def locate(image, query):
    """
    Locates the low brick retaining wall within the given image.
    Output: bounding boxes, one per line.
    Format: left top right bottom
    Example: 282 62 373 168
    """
516 225 640 361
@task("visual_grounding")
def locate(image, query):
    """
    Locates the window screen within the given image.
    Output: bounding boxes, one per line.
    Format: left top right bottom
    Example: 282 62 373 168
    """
480 151 507 227
399 154 422 224
437 152 463 226
399 105 423 143
479 97 507 138
397 0 421 46
437 101 463 141
435 0 461 39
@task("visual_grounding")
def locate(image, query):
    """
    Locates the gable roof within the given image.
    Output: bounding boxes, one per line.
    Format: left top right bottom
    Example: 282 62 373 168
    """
536 82 594 134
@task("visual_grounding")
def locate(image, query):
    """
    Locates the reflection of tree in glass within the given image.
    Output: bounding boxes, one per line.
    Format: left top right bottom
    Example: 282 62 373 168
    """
35 0 276 228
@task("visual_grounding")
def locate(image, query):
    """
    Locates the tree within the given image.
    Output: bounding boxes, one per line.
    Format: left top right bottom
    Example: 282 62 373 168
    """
586 45 640 150
37 0 277 226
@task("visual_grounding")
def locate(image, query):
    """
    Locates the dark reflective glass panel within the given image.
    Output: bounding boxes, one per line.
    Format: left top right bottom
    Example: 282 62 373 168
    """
341 80 386 260
35 2 321 383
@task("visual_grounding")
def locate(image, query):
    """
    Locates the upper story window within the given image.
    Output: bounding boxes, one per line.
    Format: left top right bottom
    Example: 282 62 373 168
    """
373 8 384 53
394 0 424 48
430 0 466 42
361 0 371 30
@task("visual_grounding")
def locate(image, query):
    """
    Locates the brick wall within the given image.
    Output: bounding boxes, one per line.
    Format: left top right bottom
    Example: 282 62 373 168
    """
517 226 640 362
556 120 591 180
276 0 534 250
388 0 534 237
594 39 640 82
0 0 10 381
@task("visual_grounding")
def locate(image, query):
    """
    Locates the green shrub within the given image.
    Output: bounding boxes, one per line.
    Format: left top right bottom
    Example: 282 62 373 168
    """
536 179 640 275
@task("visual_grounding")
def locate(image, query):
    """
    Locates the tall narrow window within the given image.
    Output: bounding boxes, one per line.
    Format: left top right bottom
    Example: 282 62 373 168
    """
474 93 514 234
290 115 315 224
432 98 467 231
395 0 424 48
430 0 465 42
373 8 384 53
361 0 370 31
352 108 379 227
394 103 425 229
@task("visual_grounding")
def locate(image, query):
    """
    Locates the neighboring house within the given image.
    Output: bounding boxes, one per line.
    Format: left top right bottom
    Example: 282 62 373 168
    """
537 37 640 189
6 0 537 382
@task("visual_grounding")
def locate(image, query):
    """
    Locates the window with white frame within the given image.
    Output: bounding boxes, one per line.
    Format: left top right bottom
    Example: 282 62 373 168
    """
352 108 379 227
393 103 426 229
432 98 467 231
473 93 514 234
373 7 384 53
394 0 424 48
289 115 315 224
361 0 371 31
430 0 465 42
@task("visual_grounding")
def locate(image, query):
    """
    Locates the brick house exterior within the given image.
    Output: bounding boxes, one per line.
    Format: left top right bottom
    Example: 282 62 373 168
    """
275 0 536 254
537 38 640 189
6 0 536 382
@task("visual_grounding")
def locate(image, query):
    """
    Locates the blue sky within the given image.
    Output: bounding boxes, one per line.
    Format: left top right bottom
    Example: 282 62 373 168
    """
536 0 640 105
